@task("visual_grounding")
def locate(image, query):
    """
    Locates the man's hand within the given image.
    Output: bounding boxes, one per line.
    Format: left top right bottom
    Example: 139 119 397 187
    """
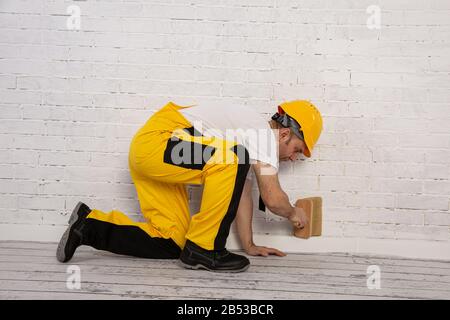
289 206 309 229
245 244 286 257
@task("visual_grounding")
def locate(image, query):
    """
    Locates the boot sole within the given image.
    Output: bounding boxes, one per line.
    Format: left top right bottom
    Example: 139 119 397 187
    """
56 201 85 263
179 260 250 273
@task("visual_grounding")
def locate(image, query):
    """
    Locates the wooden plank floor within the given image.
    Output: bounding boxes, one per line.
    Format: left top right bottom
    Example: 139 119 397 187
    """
0 241 449 300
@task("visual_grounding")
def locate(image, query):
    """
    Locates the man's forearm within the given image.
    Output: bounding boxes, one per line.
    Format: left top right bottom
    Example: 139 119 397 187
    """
236 180 254 251
253 163 294 220
266 190 295 219
236 207 254 251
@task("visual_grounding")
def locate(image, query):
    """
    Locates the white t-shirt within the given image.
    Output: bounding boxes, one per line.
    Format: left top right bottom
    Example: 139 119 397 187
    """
179 104 279 171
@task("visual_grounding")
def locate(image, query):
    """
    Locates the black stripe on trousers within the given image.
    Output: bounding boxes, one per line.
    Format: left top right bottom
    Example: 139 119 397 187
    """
214 144 250 251
163 137 216 171
81 219 181 259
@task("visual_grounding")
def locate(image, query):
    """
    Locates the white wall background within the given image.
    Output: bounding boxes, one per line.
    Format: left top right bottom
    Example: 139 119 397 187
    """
1 0 449 259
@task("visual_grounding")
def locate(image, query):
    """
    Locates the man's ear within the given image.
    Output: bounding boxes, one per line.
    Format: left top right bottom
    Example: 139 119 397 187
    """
279 127 290 140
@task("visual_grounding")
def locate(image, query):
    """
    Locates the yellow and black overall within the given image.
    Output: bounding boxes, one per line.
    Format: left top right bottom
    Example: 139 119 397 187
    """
80 102 250 258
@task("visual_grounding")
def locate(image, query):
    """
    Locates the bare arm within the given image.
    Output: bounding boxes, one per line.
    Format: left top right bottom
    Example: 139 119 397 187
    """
235 175 286 257
235 178 254 251
252 161 308 228
252 161 294 218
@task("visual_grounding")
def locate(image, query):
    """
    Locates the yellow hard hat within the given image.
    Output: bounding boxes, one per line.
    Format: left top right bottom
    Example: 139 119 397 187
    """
276 100 323 158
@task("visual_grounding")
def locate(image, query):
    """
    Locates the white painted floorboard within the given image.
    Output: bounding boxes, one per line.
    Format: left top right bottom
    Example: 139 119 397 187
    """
0 241 449 300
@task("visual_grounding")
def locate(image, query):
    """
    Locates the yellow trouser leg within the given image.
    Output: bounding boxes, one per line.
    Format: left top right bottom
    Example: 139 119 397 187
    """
185 158 247 251
128 101 250 251
86 209 158 237
131 175 191 249
82 208 181 259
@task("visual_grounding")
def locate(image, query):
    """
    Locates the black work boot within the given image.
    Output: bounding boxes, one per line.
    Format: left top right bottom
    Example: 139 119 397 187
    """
56 202 91 263
179 240 250 273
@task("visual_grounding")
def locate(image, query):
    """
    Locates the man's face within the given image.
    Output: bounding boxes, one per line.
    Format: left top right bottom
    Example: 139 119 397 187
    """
277 127 307 162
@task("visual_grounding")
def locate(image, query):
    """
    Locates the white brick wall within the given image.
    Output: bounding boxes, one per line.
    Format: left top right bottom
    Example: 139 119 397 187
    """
1 0 449 255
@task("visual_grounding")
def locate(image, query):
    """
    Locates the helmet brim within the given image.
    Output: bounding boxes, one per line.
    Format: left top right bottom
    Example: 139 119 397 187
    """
303 147 311 158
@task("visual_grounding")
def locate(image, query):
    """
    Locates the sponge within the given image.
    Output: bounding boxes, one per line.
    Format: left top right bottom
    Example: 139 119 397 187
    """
293 197 323 239
303 197 322 236
293 198 313 239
